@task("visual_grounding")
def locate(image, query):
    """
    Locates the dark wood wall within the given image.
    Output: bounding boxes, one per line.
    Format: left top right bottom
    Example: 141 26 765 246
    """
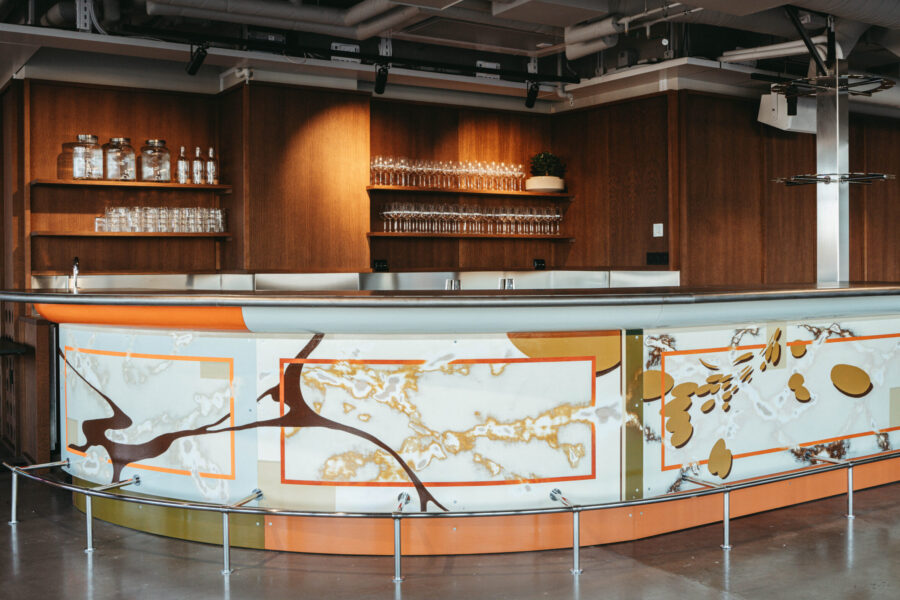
553 94 670 270
678 91 898 287
2 81 900 285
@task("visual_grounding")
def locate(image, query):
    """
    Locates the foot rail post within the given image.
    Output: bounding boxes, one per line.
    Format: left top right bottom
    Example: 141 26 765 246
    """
682 476 730 550
393 492 410 583
571 509 583 575
722 491 732 550
393 516 403 583
803 452 852 519
85 495 94 553
8 471 17 525
847 465 854 519
222 488 262 575
222 512 231 575
85 476 141 554
5 459 69 526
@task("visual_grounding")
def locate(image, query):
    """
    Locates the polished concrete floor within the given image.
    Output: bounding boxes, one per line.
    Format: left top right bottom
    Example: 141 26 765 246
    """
1 463 898 599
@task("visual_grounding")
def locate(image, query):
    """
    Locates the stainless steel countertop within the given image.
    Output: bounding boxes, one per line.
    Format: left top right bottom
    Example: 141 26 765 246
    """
2 283 898 308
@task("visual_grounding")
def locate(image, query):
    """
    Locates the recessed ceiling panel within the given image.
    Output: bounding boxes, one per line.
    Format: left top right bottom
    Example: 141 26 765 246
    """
492 0 610 27
403 17 561 51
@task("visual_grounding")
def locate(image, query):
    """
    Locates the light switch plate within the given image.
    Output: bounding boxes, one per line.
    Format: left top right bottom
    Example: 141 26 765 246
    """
653 223 664 237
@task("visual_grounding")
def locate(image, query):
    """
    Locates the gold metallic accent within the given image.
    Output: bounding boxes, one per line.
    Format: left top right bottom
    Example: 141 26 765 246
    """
831 364 873 398
708 438 733 479
642 370 674 402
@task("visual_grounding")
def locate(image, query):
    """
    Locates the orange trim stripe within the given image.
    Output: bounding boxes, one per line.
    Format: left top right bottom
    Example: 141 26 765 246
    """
36 304 248 331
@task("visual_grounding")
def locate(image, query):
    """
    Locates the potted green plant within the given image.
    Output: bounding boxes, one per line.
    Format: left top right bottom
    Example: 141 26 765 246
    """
526 152 566 192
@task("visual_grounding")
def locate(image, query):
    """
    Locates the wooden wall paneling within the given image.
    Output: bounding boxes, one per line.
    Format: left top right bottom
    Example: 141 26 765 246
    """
848 116 867 281
761 127 816 284
28 81 217 181
18 316 51 463
857 115 900 281
31 237 218 273
457 109 553 268
370 100 459 161
667 91 682 271
369 237 460 271
680 93 764 287
247 84 370 272
551 106 609 268
605 95 669 268
217 85 248 271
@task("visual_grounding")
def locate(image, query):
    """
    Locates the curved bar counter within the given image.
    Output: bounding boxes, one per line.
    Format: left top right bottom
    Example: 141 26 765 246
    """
3 282 900 555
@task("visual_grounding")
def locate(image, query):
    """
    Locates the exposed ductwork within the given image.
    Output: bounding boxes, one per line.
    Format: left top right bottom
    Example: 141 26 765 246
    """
145 0 420 40
720 18 870 63
563 14 622 60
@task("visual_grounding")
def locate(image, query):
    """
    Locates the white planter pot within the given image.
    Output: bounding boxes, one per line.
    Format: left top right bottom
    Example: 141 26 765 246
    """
525 176 565 192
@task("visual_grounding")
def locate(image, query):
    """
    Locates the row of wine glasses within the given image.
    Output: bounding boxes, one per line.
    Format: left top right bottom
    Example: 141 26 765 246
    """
370 156 527 191
97 206 226 233
380 203 562 235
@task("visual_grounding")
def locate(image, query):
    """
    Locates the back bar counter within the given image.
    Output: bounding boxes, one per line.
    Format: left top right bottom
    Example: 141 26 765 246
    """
2 273 899 556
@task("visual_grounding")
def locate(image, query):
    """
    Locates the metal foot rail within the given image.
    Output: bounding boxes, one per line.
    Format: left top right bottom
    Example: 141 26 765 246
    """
683 476 731 549
84 477 141 553
550 488 582 574
800 448 854 519
6 446 900 580
222 489 263 575
8 459 69 525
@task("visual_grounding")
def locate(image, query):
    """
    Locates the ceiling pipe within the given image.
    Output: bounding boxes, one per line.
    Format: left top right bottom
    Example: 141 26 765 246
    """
565 34 618 61
565 15 622 46
149 0 397 27
145 0 419 40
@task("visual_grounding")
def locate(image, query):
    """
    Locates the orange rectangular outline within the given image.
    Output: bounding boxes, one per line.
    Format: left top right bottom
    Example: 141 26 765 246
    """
279 356 596 487
63 345 236 480
659 333 900 471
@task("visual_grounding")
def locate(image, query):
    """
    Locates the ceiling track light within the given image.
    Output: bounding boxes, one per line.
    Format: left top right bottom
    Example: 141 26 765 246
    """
185 42 209 76
524 80 540 109
373 63 390 95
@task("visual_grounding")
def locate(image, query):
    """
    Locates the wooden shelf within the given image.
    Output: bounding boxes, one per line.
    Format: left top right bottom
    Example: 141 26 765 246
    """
30 179 232 193
367 232 573 241
31 231 230 239
366 185 571 199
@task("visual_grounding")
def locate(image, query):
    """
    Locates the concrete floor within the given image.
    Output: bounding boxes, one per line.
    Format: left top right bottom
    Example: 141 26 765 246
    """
0 463 897 599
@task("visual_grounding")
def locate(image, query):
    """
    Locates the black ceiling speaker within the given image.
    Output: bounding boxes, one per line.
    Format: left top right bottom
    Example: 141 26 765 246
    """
525 81 539 108
374 64 390 95
185 43 208 76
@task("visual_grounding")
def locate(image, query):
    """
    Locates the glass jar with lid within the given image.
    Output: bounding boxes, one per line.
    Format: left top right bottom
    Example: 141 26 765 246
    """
140 139 171 182
57 134 103 180
103 137 136 181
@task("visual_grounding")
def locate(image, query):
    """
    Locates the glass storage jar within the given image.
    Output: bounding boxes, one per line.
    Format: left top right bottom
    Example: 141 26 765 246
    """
103 137 136 181
140 139 171 182
57 134 103 180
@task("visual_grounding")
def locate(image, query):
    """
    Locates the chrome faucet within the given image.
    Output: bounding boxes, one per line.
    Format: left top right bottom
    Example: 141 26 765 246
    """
71 257 79 294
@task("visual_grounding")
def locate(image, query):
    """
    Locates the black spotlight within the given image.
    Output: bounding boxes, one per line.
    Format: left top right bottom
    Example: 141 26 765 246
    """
185 43 208 76
525 81 540 108
374 64 390 95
